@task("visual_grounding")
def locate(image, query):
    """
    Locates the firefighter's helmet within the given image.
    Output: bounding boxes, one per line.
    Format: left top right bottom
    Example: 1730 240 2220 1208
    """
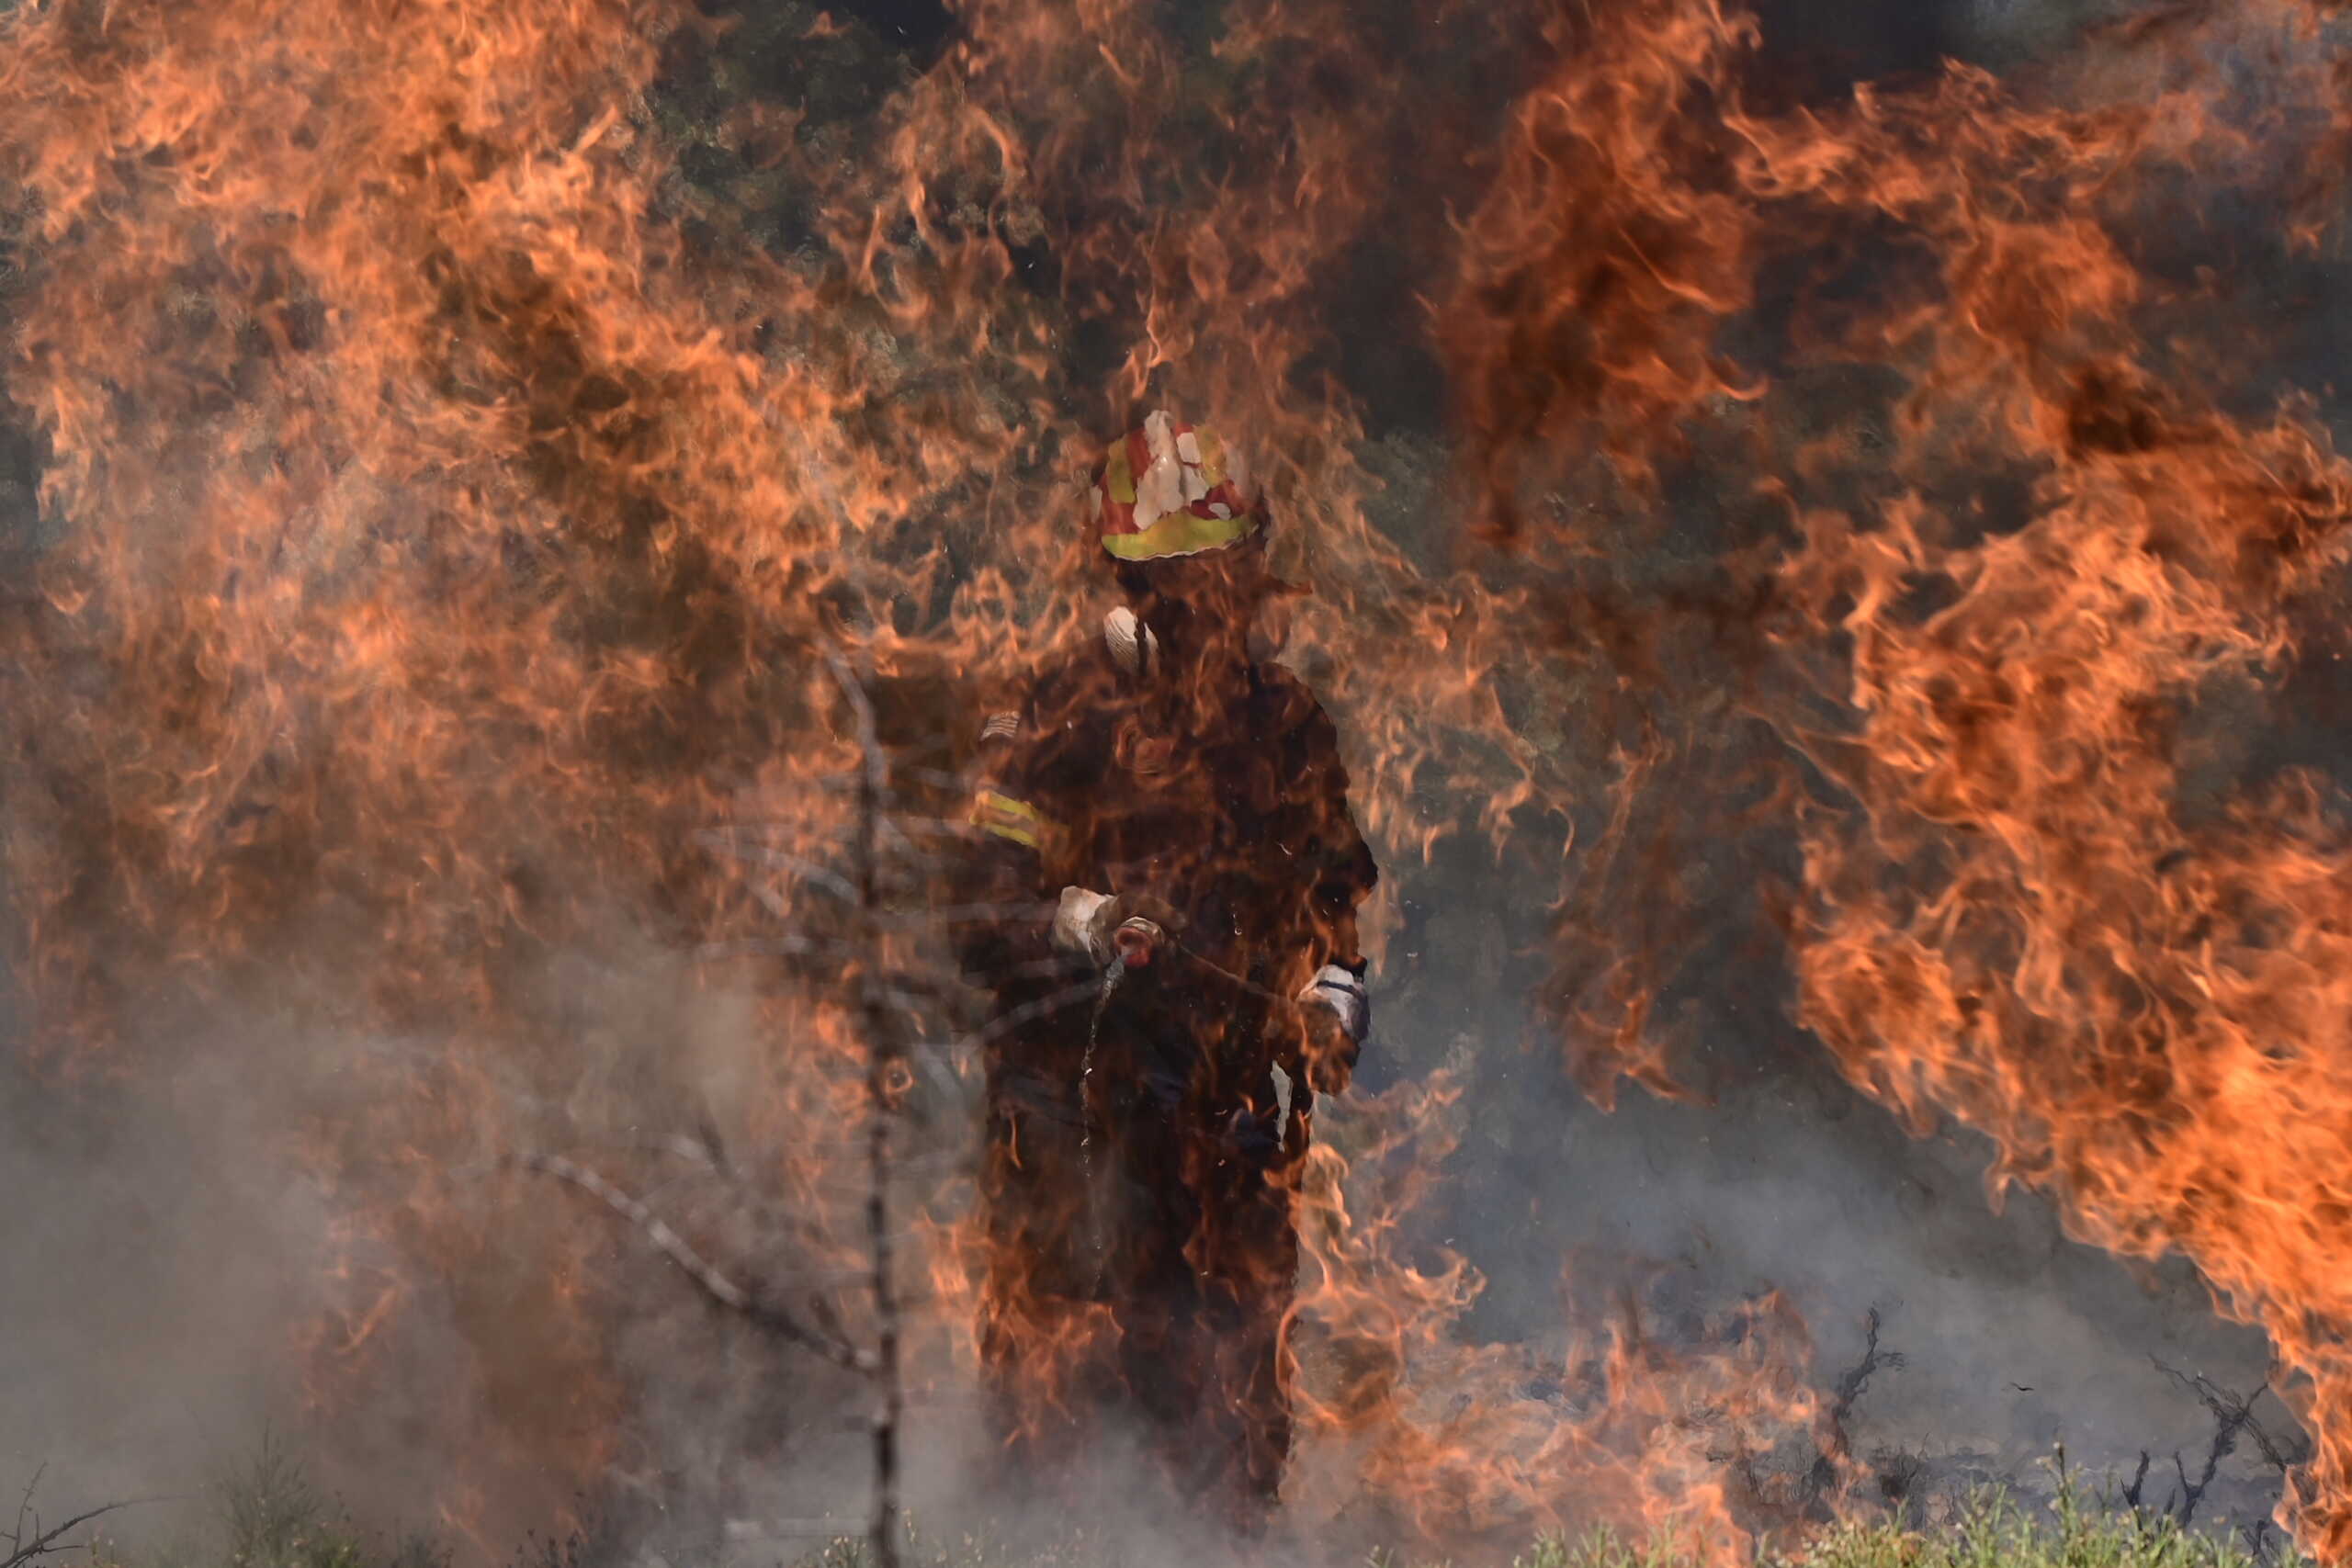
1089 411 1261 560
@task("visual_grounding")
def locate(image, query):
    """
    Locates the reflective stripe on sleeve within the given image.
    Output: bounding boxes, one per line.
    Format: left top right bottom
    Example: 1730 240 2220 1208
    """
970 789 1053 851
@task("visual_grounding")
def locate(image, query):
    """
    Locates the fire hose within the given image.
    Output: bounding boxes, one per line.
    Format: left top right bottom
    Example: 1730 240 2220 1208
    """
1076 921 1297 1289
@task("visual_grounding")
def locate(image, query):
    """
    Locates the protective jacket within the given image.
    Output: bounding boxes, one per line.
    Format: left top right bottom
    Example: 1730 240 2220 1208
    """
954 606 1378 1521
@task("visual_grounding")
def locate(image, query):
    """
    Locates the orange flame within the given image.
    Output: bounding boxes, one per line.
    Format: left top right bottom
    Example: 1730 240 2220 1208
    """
12 0 2352 1558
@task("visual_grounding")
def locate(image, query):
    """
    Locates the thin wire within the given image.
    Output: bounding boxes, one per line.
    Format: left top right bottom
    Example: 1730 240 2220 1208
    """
1080 957 1126 1293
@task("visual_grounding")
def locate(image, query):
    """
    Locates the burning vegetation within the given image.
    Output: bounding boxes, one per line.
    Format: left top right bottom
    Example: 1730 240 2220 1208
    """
2 0 2352 1562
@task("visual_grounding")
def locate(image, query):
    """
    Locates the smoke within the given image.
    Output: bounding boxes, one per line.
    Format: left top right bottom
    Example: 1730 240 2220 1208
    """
0 921 793 1545
0 1023 311 1521
1381 938 2284 1504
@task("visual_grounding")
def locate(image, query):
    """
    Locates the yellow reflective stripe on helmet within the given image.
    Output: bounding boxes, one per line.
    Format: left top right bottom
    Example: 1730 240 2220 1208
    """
970 788 1051 850
1194 426 1227 488
1100 508 1259 560
1103 441 1137 505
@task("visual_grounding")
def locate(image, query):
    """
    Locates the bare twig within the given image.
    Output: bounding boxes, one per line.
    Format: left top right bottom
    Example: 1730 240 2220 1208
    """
1804 1307 1905 1507
876 901 1057 929
518 1152 875 1374
2153 1359 2298 1526
953 979 1126 1054
3 1472 146 1568
5 1505 129 1568
693 830 860 904
718 815 978 845
695 936 842 962
12 1468 42 1562
823 647 905 1568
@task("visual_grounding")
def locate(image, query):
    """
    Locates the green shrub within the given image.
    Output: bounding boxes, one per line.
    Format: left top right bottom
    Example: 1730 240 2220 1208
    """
83 1438 444 1568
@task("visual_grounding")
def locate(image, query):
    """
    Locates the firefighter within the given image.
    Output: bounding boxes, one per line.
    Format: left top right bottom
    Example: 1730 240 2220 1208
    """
954 412 1377 1528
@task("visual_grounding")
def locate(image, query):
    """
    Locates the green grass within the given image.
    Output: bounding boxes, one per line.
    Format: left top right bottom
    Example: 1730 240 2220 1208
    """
1491 1481 2301 1568
1754 1490 2295 1568
800 1478 2302 1568
70 1444 2301 1568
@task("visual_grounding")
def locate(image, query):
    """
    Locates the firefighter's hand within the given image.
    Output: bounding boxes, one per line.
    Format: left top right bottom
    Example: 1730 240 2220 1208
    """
1092 892 1185 969
1051 888 1185 969
1298 963 1369 1093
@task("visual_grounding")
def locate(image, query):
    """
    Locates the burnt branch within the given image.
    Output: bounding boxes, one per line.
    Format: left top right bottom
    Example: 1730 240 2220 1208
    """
1830 1307 1906 1419
518 1151 876 1374
4 1469 144 1568
693 830 862 904
823 646 906 1568
695 935 845 962
2151 1359 2305 1527
1804 1306 1906 1508
571 656 962 1568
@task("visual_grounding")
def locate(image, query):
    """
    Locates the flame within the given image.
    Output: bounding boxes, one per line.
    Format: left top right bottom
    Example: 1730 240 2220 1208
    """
1753 19 2352 1557
0 0 1033 1530
1464 0 2352 1553
9 0 2352 1558
1443 0 1767 543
